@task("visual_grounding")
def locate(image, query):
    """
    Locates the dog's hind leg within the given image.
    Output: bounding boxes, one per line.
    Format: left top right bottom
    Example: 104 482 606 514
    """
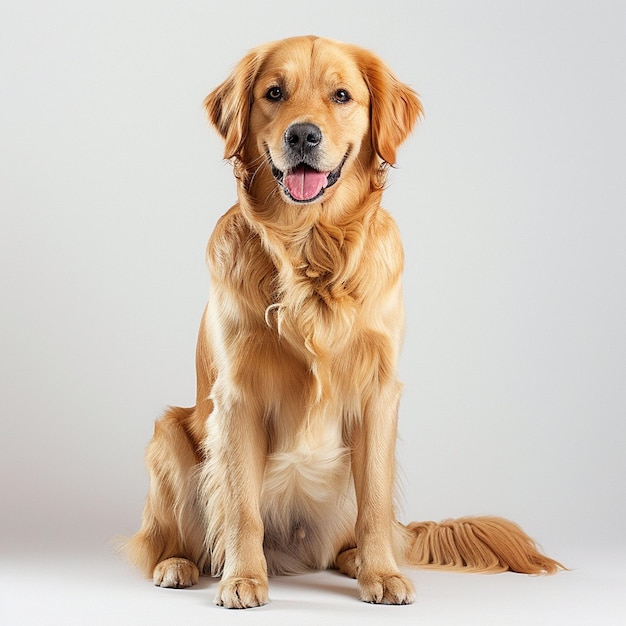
124 407 207 587
336 547 358 578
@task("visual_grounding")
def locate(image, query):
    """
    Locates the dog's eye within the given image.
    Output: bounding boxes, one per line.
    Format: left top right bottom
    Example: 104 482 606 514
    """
333 89 351 104
266 86 283 101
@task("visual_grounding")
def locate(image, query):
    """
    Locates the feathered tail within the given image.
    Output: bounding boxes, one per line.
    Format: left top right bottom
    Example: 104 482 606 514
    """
404 516 564 574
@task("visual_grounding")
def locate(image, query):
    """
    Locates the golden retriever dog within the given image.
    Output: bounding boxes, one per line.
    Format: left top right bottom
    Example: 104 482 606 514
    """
126 35 562 608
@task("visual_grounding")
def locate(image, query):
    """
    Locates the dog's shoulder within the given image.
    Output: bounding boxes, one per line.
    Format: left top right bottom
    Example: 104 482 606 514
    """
206 206 275 308
352 205 404 294
207 207 259 275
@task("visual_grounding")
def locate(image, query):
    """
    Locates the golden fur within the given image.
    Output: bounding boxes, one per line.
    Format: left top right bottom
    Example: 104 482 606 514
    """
125 36 562 608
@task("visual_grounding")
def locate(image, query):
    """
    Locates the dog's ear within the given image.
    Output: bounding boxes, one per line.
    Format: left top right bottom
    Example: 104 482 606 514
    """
204 48 264 160
359 51 423 165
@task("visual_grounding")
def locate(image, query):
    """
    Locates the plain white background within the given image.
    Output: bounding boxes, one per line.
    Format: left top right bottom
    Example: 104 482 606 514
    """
1 0 624 624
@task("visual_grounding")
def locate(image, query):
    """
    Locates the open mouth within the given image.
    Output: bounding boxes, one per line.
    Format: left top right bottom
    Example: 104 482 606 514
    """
270 155 347 203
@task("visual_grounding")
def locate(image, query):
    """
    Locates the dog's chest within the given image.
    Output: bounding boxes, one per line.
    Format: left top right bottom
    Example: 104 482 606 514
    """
262 437 351 505
273 296 356 359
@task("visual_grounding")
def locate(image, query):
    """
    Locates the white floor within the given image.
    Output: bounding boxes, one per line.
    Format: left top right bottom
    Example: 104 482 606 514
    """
2 543 624 626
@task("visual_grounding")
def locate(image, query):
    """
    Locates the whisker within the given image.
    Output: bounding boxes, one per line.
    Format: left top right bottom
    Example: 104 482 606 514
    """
248 153 272 188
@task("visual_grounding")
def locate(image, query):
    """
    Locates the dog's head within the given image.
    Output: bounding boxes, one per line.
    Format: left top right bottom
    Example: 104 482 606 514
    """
205 36 422 206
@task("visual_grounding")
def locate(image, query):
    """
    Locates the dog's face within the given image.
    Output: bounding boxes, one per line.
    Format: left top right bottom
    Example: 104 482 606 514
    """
205 36 422 207
248 40 371 204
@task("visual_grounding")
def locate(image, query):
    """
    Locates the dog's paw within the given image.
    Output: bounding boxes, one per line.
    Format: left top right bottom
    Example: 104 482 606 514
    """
215 576 269 609
336 548 358 579
153 557 199 589
358 572 415 605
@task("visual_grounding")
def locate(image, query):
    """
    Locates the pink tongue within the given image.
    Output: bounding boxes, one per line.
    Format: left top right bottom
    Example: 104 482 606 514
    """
284 165 329 201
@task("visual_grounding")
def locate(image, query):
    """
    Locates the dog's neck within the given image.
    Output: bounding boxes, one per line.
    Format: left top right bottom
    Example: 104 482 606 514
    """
228 148 389 365
240 180 382 293
236 187 381 359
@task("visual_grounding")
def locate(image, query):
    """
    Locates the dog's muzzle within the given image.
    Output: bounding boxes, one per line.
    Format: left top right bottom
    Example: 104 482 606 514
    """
270 123 347 203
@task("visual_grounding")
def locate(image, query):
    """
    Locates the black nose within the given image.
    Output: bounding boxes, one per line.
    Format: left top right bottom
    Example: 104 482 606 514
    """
284 123 322 156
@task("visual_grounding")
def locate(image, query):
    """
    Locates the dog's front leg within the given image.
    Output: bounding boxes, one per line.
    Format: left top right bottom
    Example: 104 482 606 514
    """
211 391 269 609
351 381 415 605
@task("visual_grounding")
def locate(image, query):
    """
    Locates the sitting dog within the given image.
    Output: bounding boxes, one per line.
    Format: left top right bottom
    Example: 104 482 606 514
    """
126 35 561 609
